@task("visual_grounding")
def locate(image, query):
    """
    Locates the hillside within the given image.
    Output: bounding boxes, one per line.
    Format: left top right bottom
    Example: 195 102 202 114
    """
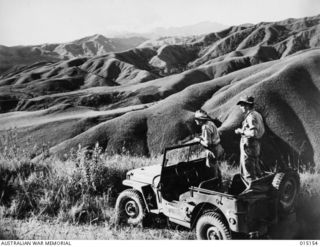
0 14 320 169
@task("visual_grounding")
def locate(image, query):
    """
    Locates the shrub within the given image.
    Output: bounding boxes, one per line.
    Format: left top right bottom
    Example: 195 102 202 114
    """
0 142 157 223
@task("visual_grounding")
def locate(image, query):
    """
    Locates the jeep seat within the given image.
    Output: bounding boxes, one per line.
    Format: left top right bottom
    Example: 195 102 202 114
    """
161 158 212 201
228 174 247 195
229 173 274 196
198 177 221 190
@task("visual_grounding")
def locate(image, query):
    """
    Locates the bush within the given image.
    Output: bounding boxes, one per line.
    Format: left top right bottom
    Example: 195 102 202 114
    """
0 142 157 223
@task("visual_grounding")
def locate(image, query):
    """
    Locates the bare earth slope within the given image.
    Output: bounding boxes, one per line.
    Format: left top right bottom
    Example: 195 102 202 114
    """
1 15 320 169
45 49 320 169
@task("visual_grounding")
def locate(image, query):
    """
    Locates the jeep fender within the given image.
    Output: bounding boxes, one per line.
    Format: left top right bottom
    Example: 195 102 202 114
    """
190 203 222 228
122 180 158 212
190 202 246 233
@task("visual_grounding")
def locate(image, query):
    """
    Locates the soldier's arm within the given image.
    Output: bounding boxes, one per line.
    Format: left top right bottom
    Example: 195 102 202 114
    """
200 127 210 147
212 126 221 145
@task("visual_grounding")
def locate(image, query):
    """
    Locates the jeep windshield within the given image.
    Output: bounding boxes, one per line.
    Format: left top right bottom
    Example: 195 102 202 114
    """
163 142 206 167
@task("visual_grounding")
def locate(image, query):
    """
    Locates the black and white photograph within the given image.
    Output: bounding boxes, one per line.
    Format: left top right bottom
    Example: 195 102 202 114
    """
0 0 319 242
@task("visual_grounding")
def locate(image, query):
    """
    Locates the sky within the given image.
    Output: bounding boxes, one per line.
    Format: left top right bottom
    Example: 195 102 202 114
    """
0 0 319 46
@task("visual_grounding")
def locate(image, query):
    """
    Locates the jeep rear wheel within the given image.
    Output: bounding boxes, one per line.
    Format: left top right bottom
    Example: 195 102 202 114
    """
115 189 146 225
196 212 231 240
272 171 300 213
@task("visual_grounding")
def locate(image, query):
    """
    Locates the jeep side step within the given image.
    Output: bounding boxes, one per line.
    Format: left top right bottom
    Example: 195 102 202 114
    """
169 217 190 228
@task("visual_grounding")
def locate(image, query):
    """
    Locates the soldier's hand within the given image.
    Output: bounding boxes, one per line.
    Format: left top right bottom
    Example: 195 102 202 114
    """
235 128 243 135
194 137 201 142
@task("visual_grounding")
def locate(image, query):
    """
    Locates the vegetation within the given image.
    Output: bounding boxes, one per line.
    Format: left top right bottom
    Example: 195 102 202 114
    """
0 131 319 239
0 141 159 222
0 136 196 239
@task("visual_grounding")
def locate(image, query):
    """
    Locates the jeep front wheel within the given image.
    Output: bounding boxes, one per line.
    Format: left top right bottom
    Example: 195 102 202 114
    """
196 212 232 240
115 189 146 225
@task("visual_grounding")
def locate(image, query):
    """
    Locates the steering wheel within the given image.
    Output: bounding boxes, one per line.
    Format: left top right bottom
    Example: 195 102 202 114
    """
183 168 199 184
175 164 185 177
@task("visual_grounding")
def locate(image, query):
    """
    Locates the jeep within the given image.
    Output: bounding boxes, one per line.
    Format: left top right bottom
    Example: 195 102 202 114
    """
115 142 300 239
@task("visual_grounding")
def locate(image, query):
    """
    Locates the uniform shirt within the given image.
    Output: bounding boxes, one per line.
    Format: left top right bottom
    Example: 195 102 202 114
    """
200 121 220 148
242 110 265 139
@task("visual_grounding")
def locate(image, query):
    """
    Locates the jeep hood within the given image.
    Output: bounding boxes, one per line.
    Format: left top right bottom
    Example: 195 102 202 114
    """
126 165 162 185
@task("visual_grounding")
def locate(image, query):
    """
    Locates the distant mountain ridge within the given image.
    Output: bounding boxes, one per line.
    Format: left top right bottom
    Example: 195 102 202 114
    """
0 34 147 74
103 21 228 39
143 21 228 38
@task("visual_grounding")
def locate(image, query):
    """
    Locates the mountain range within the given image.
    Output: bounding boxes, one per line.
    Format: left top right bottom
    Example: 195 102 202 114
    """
129 21 228 38
0 14 320 170
0 21 229 75
0 35 147 74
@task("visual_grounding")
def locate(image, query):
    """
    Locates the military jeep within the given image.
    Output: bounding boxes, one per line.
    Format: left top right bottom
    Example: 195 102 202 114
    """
115 142 300 239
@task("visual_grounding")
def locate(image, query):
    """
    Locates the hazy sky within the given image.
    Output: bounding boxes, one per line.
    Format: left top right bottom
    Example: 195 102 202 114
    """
0 0 319 46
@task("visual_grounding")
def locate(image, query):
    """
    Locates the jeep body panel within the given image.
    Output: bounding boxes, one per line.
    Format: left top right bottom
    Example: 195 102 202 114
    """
126 165 161 185
188 188 242 232
157 187 242 231
122 165 162 212
122 179 160 212
183 186 277 233
161 199 195 228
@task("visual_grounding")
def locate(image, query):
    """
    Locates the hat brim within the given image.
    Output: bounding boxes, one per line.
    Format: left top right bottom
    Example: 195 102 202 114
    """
237 100 254 106
195 117 209 120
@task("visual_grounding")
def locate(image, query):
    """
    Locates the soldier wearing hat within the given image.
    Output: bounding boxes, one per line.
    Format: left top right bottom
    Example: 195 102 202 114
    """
194 109 224 181
235 96 265 185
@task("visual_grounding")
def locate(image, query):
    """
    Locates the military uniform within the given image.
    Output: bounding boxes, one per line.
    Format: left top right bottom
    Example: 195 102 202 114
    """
200 121 224 180
239 110 265 184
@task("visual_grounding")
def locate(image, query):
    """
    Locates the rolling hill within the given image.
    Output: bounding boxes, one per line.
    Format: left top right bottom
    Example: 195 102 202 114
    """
1 14 320 169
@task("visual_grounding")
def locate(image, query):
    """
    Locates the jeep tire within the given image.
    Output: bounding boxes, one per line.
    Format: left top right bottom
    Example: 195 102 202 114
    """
272 170 300 213
196 211 232 240
115 189 146 226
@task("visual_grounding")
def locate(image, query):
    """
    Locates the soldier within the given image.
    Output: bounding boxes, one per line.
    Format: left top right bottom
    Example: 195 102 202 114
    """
235 96 265 185
194 109 224 180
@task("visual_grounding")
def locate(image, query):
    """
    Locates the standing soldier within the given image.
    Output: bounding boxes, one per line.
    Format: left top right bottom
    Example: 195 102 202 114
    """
194 109 224 180
235 96 265 185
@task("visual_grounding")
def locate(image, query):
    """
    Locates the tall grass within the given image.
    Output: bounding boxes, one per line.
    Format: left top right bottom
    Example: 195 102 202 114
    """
0 130 319 239
0 140 160 224
0 217 195 240
295 172 320 239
